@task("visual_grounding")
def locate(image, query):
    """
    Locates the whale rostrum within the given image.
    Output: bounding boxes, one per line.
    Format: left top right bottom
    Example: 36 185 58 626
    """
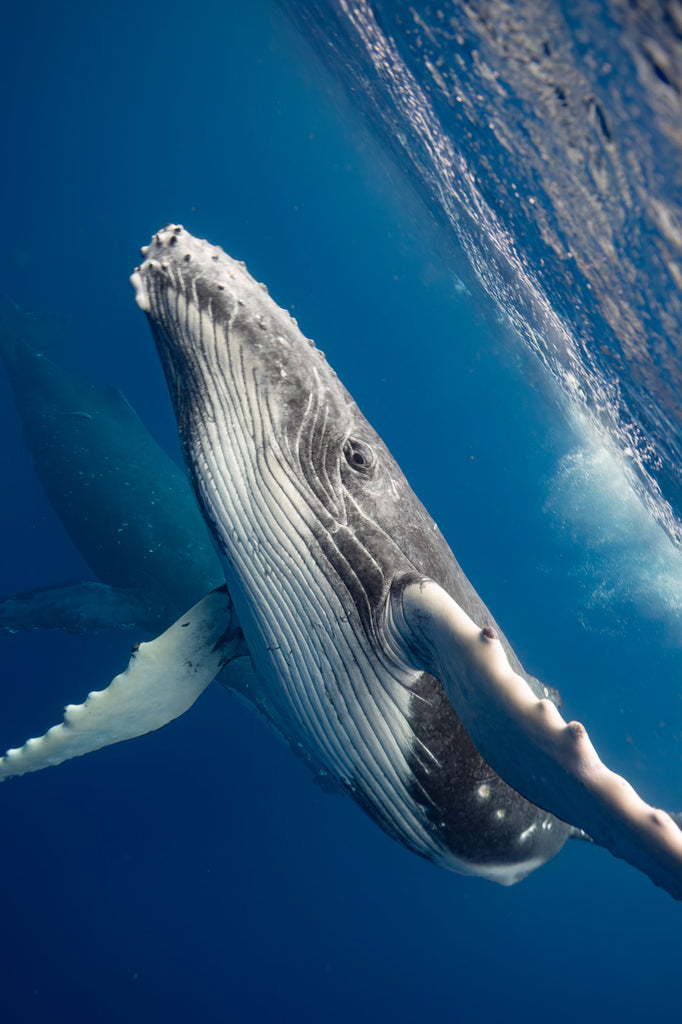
2 225 680 900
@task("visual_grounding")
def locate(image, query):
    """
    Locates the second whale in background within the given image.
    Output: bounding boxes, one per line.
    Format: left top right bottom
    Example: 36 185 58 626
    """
0 298 224 634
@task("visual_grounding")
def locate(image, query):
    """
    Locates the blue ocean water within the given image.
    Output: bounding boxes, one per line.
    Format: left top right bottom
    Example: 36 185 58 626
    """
1 1 680 1021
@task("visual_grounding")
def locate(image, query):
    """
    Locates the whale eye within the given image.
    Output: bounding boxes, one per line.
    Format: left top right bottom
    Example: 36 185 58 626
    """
343 438 375 476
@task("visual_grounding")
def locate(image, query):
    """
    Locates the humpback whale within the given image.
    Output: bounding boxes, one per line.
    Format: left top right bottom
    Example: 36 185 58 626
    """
0 298 224 633
1 226 681 900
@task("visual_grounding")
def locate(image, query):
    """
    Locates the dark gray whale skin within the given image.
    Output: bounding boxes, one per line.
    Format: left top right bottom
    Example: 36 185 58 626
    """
0 300 224 633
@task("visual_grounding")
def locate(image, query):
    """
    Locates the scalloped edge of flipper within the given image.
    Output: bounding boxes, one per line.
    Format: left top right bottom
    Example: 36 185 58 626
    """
387 574 682 901
0 585 245 781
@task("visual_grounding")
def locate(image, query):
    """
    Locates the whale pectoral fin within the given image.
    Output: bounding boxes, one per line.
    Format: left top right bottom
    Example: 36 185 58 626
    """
0 581 163 634
0 586 245 781
387 574 682 900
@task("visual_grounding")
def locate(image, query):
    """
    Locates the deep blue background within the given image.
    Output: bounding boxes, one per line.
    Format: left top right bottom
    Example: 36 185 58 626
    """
0 2 679 1021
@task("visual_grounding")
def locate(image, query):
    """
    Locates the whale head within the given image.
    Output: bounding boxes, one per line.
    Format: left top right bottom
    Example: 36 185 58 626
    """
131 225 572 884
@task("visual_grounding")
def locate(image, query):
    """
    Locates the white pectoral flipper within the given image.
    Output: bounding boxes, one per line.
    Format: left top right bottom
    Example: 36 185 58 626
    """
0 586 245 781
387 574 682 900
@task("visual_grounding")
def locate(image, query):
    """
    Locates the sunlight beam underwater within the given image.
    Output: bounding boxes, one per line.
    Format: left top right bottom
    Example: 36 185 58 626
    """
1 225 681 899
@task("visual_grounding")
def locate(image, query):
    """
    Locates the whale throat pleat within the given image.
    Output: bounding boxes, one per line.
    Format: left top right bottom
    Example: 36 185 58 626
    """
135 238 457 860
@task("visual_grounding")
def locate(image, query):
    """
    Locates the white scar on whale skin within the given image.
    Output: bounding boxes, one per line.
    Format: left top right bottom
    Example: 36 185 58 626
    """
1 223 681 903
